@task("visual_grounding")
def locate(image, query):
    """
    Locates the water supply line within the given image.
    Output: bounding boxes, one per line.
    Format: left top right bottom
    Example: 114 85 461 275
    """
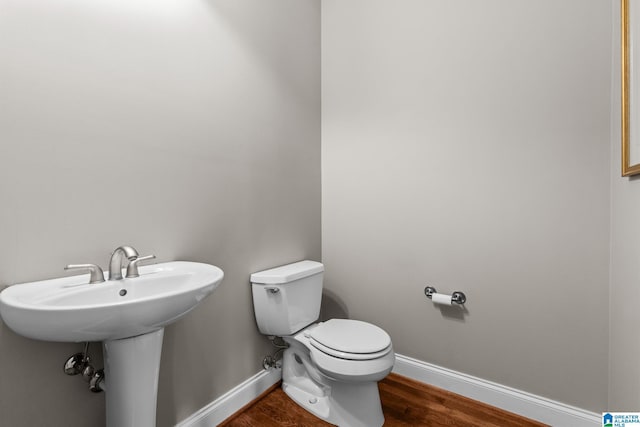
63 342 105 393
263 336 288 369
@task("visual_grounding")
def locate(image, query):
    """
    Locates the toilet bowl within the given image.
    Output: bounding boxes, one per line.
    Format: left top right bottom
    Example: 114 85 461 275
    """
251 261 394 427
282 320 394 427
304 319 394 382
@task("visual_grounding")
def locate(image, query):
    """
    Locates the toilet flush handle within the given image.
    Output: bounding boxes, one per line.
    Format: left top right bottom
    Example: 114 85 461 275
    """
264 287 280 294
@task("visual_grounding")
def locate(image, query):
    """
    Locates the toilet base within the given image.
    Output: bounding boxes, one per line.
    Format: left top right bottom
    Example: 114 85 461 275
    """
281 341 386 427
282 382 332 421
282 374 385 427
327 380 385 427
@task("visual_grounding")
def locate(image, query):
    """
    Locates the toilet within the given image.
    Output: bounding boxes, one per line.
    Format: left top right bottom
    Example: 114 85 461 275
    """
251 260 394 427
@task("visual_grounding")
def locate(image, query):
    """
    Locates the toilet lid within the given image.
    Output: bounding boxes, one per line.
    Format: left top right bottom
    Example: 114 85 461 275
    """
307 319 391 357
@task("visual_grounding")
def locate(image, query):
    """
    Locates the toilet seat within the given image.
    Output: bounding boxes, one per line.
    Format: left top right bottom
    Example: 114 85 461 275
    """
306 319 392 361
289 318 396 385
309 339 392 360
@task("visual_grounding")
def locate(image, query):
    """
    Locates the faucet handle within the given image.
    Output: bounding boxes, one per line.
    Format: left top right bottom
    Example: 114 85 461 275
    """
65 264 105 284
125 255 156 278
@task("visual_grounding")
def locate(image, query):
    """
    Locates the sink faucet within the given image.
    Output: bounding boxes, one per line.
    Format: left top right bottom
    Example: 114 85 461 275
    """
109 246 139 281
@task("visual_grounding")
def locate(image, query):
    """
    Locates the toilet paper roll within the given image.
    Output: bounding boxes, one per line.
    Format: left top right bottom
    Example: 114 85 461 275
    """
431 293 453 306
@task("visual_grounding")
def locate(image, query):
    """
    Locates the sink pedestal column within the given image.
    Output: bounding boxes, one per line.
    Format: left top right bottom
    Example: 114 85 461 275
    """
103 328 164 427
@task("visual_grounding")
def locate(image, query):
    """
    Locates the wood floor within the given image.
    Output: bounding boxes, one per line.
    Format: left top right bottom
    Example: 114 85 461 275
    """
220 373 548 427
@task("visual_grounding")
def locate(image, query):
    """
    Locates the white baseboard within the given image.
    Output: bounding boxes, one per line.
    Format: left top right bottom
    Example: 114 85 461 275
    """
393 354 600 427
175 367 282 427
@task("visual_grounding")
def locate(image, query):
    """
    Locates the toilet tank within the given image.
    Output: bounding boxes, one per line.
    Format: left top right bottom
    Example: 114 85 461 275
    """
251 260 324 336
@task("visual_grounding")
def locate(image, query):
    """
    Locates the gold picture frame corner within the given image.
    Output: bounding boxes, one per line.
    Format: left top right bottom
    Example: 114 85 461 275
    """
621 0 640 176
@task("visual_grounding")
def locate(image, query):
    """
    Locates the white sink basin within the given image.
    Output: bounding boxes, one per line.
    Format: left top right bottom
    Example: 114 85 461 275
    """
0 261 223 342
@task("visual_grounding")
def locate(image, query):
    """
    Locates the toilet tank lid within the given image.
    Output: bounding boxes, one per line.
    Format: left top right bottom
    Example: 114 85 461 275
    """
250 260 324 284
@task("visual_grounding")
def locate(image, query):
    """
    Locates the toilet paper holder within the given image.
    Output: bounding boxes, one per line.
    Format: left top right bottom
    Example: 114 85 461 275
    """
424 286 467 304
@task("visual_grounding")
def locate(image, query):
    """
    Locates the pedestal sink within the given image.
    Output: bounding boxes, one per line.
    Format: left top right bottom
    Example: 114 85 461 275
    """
0 261 224 427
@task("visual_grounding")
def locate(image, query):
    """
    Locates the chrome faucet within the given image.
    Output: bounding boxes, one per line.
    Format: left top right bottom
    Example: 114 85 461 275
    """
109 245 139 281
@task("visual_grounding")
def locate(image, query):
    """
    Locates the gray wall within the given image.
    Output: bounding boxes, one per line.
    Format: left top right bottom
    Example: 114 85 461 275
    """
322 0 611 412
0 1 320 426
610 0 640 410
